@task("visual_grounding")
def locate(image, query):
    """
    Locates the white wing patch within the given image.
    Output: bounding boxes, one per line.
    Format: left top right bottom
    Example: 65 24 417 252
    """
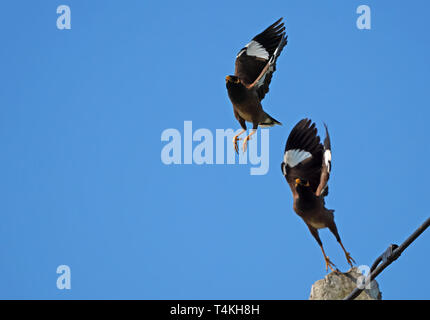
282 163 287 176
255 64 274 88
324 149 332 173
245 40 269 60
284 149 312 168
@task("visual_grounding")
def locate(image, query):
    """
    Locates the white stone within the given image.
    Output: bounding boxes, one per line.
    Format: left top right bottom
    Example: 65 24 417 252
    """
309 267 382 300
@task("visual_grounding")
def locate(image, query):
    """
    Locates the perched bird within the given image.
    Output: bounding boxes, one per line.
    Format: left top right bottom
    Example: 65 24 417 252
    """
226 18 288 153
281 119 355 272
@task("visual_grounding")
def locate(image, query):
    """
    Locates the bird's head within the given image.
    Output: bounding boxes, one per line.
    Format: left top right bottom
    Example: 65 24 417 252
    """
295 178 310 188
225 75 241 84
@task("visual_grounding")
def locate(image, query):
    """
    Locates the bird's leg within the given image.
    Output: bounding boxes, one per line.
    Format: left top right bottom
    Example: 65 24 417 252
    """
242 129 256 153
338 240 356 267
307 224 337 273
319 244 336 273
232 129 246 154
328 222 356 268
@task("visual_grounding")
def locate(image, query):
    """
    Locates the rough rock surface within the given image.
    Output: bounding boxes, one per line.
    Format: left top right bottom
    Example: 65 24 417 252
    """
309 267 382 300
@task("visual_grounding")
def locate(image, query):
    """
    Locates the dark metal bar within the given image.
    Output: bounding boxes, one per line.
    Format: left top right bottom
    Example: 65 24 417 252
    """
344 216 430 300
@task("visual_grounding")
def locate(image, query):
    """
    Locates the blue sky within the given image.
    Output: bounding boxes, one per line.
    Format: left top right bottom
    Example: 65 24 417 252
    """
0 0 429 299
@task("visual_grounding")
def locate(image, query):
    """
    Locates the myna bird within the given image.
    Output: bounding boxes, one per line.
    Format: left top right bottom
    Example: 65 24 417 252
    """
281 119 355 272
226 18 288 153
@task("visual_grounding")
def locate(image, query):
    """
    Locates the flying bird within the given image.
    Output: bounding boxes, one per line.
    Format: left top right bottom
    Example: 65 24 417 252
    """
281 119 355 272
226 18 288 153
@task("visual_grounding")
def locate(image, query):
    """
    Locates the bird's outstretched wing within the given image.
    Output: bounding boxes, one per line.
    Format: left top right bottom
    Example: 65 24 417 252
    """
315 124 331 197
234 18 287 100
281 119 324 195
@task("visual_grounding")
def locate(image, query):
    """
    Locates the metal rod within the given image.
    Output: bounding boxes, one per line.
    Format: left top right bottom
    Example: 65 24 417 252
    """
344 216 430 300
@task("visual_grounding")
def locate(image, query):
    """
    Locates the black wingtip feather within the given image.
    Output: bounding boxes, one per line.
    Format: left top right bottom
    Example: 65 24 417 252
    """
323 123 331 150
252 18 288 58
284 118 323 156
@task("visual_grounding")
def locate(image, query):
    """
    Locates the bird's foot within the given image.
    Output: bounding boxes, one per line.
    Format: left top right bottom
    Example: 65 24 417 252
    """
344 252 356 267
324 256 336 273
232 136 242 154
242 136 252 153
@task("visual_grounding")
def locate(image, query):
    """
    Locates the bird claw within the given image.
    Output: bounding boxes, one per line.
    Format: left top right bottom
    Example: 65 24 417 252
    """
232 136 241 154
234 141 239 154
324 256 336 273
242 136 251 153
345 252 356 267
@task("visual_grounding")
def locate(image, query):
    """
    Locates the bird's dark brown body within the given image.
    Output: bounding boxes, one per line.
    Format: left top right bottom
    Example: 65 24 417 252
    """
293 185 334 230
226 80 265 125
295 191 326 228
282 119 355 272
225 18 287 153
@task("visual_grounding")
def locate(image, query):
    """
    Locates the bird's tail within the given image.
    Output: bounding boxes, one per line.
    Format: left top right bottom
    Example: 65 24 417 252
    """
259 112 282 128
